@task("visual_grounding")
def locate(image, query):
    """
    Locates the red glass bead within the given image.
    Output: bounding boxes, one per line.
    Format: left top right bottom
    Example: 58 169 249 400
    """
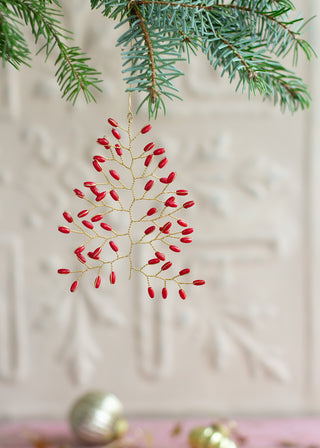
148 258 160 265
144 180 154 191
147 207 157 216
84 181 96 187
79 249 87 261
145 154 153 167
167 172 176 183
63 212 73 223
148 286 155 298
165 197 177 207
97 137 109 146
145 226 156 235
183 201 195 209
74 245 85 254
110 190 119 201
108 118 118 127
182 228 194 235
100 222 112 231
112 128 121 140
158 157 168 169
95 276 101 288
58 268 70 274
161 222 172 233
91 214 103 222
109 241 119 252
141 124 152 134
77 253 86 263
144 142 155 152
153 148 165 155
110 271 116 284
176 189 188 196
177 219 188 227
179 289 186 300
115 144 123 156
82 220 94 229
160 177 169 184
70 281 79 292
94 155 106 163
169 245 180 252
92 247 102 258
193 279 205 286
96 191 106 201
58 226 70 234
77 209 89 218
161 261 172 271
155 251 166 261
180 237 192 243
93 160 102 172
90 186 100 195
110 169 120 180
162 288 168 299
74 189 84 198
179 268 190 276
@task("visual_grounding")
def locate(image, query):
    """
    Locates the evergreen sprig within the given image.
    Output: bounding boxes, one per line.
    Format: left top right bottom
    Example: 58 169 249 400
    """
0 0 102 103
92 0 315 117
0 0 315 115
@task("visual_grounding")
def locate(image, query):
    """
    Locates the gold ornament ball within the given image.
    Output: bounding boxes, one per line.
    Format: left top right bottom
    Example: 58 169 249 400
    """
69 391 128 445
189 425 237 448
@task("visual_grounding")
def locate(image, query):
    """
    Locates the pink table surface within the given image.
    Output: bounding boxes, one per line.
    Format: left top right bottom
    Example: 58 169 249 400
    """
0 418 319 448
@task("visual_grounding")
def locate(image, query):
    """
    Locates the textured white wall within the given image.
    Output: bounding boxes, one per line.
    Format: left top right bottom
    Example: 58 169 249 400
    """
0 0 319 418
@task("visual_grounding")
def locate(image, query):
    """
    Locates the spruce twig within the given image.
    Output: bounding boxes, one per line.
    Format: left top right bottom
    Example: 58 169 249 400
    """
0 0 102 103
91 0 315 116
131 4 158 103
0 0 315 115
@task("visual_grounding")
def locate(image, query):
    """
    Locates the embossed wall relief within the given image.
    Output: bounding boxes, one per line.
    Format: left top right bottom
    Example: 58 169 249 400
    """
0 0 318 418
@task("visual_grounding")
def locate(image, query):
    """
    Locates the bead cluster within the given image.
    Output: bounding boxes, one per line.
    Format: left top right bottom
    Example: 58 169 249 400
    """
58 115 205 299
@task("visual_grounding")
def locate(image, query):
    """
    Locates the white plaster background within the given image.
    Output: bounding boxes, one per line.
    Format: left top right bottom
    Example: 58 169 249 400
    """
0 0 319 418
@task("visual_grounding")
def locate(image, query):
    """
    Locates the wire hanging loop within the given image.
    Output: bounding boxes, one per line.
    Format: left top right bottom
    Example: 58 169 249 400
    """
127 91 133 123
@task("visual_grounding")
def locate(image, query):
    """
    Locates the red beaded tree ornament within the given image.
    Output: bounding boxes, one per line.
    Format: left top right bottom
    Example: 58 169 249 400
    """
58 113 205 299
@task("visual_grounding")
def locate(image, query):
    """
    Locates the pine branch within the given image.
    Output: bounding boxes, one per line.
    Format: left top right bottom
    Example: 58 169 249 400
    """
90 0 314 117
224 2 316 62
117 4 184 117
0 0 102 104
131 4 158 103
0 2 31 68
136 0 315 63
202 22 311 112
0 0 315 116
